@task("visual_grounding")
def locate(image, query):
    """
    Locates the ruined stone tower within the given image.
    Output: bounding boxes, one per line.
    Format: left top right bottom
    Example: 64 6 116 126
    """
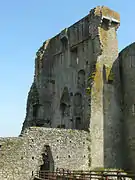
21 6 121 168
1 5 135 180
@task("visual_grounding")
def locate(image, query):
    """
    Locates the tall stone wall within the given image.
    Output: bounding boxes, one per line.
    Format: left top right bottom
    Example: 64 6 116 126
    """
21 6 123 170
100 14 123 169
0 6 130 180
22 11 95 132
87 6 122 168
119 43 135 171
22 6 121 135
0 128 90 180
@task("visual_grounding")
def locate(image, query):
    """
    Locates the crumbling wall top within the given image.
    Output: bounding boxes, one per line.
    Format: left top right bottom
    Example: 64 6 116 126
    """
93 6 120 22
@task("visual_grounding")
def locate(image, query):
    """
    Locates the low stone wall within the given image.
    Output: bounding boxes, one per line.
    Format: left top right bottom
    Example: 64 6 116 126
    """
0 127 90 180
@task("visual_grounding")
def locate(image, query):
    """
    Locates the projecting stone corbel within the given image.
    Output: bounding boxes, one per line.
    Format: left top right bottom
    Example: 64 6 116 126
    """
101 15 120 29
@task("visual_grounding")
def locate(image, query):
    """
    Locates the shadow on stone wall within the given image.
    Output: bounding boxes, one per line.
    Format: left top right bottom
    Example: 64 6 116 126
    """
103 57 125 170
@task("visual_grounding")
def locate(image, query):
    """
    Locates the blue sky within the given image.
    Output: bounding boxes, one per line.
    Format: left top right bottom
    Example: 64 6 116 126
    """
0 0 134 137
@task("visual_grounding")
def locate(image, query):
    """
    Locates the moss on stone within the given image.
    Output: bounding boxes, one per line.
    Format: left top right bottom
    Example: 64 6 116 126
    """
99 26 108 48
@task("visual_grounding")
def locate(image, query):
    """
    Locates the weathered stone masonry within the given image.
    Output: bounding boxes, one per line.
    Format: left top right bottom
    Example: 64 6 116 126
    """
0 128 89 180
21 7 121 171
1 5 135 180
119 43 135 171
21 6 120 134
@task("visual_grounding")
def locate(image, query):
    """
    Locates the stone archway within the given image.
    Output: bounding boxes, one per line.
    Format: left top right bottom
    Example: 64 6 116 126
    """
39 145 54 179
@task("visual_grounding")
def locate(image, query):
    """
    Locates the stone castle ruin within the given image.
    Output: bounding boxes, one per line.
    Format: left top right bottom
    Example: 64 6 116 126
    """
0 6 135 180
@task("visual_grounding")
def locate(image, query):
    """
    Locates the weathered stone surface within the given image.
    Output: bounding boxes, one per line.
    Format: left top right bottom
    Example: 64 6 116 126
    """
0 128 90 180
119 42 135 172
0 5 134 180
21 6 120 134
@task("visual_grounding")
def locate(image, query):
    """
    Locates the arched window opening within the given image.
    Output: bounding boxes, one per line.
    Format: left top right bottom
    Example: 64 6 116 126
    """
78 70 85 88
61 37 68 51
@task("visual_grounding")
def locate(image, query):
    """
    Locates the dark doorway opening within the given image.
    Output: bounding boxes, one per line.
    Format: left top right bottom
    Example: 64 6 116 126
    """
39 145 54 178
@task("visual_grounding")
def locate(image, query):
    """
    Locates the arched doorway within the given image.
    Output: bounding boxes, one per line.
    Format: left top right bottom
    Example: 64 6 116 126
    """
39 145 54 178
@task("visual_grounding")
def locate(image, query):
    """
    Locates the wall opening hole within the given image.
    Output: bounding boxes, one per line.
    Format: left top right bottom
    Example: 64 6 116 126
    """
32 156 34 160
70 92 73 96
56 156 58 159
68 155 71 158
21 157 23 160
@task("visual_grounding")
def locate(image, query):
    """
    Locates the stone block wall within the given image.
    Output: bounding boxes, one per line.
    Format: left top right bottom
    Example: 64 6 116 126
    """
119 43 135 171
22 6 120 134
88 6 122 168
1 5 133 180
22 5 123 171
22 10 95 132
0 127 90 180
